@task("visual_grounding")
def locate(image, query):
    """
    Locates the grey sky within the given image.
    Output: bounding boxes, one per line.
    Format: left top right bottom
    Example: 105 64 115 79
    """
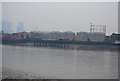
2 2 118 35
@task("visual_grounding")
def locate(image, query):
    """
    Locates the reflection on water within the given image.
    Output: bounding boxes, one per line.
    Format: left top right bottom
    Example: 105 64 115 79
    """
2 45 118 79
0 44 2 80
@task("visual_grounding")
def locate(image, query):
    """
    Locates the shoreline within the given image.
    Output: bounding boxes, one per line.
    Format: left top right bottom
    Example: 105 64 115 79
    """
2 43 119 51
2 68 55 79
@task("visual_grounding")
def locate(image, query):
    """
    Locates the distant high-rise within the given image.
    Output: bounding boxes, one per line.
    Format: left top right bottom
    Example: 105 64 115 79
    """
2 21 12 33
17 22 24 33
0 21 2 32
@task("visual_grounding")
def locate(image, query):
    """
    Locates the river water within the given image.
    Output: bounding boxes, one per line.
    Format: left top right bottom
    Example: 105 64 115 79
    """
2 45 118 79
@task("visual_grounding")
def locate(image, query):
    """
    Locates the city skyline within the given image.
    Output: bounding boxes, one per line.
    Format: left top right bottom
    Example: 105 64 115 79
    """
2 2 118 35
1 21 25 33
1 20 117 36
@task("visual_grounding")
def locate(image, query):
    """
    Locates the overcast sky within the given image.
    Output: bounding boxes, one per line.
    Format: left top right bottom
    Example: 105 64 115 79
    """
2 2 118 35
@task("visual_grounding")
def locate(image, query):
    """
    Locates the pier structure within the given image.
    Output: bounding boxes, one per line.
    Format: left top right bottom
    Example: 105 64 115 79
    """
2 38 119 46
33 39 70 47
31 39 118 46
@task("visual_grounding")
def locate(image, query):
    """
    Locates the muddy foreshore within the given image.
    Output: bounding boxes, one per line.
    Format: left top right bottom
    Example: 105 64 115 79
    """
2 68 56 80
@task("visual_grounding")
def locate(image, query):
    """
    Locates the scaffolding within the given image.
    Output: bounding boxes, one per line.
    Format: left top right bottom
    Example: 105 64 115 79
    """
89 23 106 42
90 23 106 34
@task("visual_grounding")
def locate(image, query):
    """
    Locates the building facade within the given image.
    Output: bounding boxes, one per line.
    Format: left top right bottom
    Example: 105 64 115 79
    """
17 22 24 33
76 32 105 42
2 21 12 33
28 31 75 41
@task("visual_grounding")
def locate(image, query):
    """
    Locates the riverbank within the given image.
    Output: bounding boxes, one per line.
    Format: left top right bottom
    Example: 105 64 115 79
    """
2 43 119 51
2 68 55 79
